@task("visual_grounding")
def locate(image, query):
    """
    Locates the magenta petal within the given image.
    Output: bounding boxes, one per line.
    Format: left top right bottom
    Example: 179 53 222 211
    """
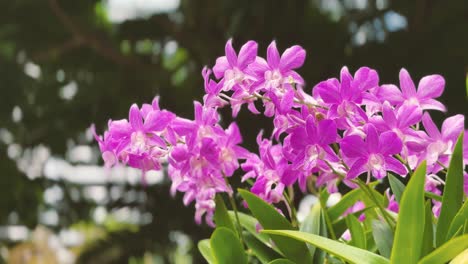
396 104 422 127
341 135 367 158
318 119 337 145
441 114 464 142
129 104 143 130
377 84 404 105
340 66 353 92
315 79 341 104
267 41 280 68
365 124 379 153
385 157 408 176
144 110 175 131
213 56 230 79
354 67 379 91
346 158 367 179
417 74 445 99
237 40 258 69
225 39 237 66
281 168 298 186
422 112 441 139
279 45 306 70
420 99 447 112
382 102 397 128
288 71 305 85
379 131 403 155
399 68 417 97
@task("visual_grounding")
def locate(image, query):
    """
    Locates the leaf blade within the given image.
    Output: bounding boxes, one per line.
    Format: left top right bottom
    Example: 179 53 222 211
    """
390 161 427 264
436 132 464 246
263 230 390 264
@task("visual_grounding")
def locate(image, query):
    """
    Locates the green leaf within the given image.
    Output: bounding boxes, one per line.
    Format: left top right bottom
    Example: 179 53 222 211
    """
424 192 442 202
238 189 312 264
372 220 393 258
451 248 468 264
214 194 236 233
328 182 378 221
390 161 427 264
267 259 295 264
244 232 281 264
300 203 321 258
447 199 468 240
436 132 464 246
262 230 390 264
346 214 367 249
198 239 215 264
420 200 434 258
388 174 405 203
210 227 247 264
228 211 279 252
418 234 468 264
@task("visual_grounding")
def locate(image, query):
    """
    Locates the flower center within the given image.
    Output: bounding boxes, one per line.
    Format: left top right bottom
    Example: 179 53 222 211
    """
367 153 384 171
131 131 147 152
224 68 245 86
264 70 283 89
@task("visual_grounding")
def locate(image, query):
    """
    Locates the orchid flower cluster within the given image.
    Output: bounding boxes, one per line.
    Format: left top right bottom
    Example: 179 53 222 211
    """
94 39 467 226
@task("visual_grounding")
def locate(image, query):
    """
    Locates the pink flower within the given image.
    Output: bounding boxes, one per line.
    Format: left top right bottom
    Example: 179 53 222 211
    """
341 124 407 179
377 68 446 111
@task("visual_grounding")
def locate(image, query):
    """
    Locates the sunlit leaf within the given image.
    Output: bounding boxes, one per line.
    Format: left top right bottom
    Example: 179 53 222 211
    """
210 227 247 264
436 132 464 247
346 214 366 249
418 234 468 264
244 233 281 264
214 194 236 233
198 239 215 264
238 189 312 264
263 230 389 264
390 161 426 264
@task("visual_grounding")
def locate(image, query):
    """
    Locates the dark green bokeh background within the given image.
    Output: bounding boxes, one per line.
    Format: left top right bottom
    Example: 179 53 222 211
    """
0 0 467 263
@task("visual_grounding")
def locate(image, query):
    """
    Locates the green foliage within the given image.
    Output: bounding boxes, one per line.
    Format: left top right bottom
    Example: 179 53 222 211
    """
262 230 390 264
210 227 247 264
435 132 465 246
390 161 427 264
214 194 236 233
238 189 312 264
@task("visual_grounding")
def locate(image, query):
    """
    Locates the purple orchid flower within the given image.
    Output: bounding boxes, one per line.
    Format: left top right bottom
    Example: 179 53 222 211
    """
341 124 407 179
282 117 339 189
314 67 378 128
421 112 464 166
377 68 446 111
213 39 258 90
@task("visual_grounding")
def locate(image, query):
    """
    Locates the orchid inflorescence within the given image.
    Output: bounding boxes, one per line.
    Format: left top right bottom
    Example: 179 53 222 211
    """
93 39 467 226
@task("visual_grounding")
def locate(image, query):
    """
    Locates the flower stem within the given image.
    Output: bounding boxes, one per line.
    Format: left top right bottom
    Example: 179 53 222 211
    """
319 195 337 240
224 176 245 246
283 191 298 227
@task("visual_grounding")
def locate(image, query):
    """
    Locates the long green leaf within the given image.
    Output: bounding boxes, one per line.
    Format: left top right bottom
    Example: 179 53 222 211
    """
390 161 427 264
420 200 434 258
436 132 464 246
214 194 236 233
300 202 321 258
244 232 281 264
418 234 468 264
267 259 295 264
328 182 378 221
198 239 215 264
388 174 405 203
451 248 468 264
238 189 312 264
447 199 468 240
210 227 247 264
372 220 393 258
263 230 390 264
227 211 280 253
346 214 366 249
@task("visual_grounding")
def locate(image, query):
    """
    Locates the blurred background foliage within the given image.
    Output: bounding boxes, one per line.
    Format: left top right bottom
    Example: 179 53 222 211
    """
0 0 466 263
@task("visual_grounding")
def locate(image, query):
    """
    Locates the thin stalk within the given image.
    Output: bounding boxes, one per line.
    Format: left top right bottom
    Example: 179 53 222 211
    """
355 179 396 229
224 176 245 246
283 191 298 227
319 195 337 240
